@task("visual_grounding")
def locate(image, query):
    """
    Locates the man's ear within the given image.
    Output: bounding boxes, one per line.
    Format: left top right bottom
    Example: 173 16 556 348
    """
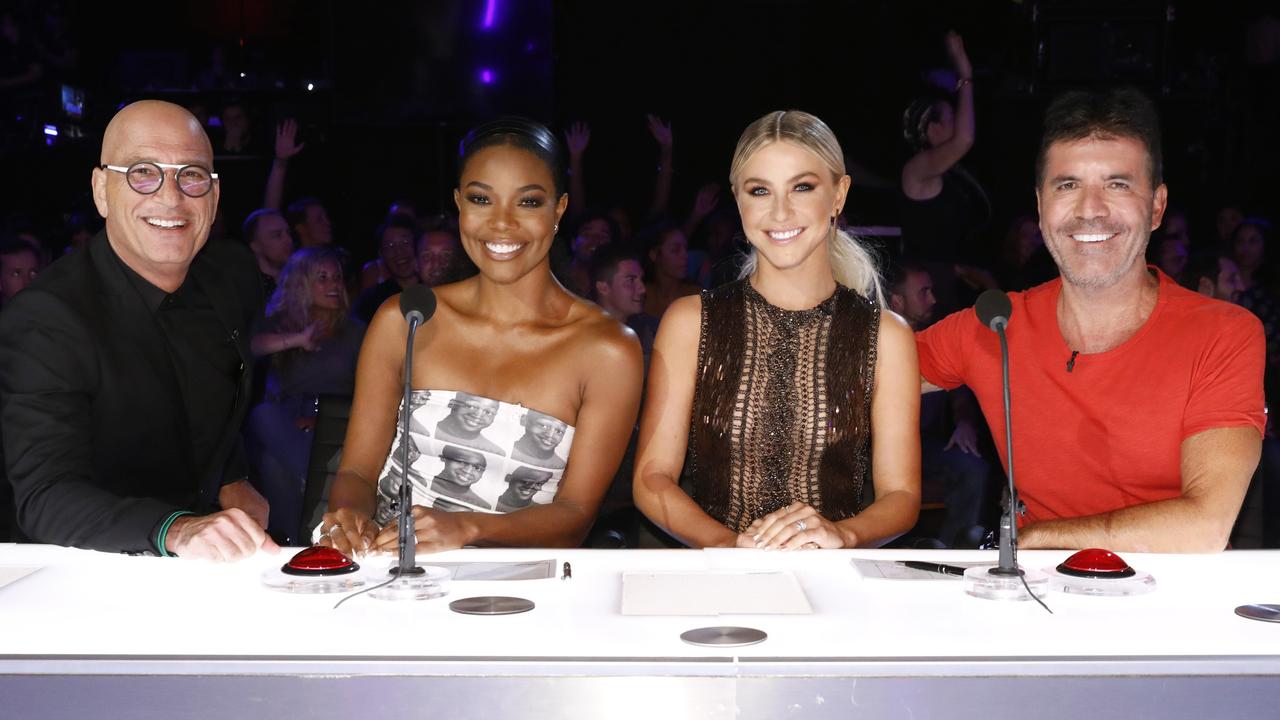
91 167 109 219
888 292 906 314
1150 183 1169 231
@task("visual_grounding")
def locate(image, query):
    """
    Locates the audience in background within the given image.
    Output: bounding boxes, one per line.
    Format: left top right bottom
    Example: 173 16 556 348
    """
242 208 293 297
248 246 366 544
351 216 420 323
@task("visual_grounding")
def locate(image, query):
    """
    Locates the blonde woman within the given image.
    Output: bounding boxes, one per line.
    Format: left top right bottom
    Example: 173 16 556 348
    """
633 110 920 549
247 246 365 543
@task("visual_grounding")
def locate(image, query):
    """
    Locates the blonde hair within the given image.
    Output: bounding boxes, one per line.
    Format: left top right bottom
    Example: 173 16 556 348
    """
265 246 350 332
729 110 883 307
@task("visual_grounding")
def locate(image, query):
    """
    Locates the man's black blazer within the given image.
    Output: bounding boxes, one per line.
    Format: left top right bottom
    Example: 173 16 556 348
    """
0 231 261 553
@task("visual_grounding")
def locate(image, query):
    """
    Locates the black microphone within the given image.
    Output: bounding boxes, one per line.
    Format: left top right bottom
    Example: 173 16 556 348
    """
975 290 1022 578
399 284 438 326
975 289 1012 333
391 285 437 579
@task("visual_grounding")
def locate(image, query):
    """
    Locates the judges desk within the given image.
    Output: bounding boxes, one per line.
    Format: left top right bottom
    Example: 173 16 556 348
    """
2 544 1279 719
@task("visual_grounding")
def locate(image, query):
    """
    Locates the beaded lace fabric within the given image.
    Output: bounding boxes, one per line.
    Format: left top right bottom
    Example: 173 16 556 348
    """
687 279 878 532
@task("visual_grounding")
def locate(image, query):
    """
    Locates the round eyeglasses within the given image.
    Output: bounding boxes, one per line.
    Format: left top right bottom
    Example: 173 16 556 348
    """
99 162 219 198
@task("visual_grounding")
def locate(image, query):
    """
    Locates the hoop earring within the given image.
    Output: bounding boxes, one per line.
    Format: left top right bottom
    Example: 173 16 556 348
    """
553 223 559 234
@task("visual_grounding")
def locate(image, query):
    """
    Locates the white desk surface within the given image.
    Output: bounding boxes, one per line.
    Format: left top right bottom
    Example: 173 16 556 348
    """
2 543 1278 665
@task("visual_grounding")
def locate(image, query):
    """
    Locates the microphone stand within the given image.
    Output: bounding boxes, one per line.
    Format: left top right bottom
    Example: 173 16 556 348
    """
371 308 446 601
963 315 1050 604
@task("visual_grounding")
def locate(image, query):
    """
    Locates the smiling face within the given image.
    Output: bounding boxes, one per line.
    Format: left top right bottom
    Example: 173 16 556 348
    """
507 468 551 500
1036 135 1167 291
596 258 646 317
453 144 567 286
522 411 567 452
309 259 344 310
441 456 484 487
733 140 849 277
379 225 417 280
572 218 612 262
92 101 219 290
417 230 459 286
450 393 499 432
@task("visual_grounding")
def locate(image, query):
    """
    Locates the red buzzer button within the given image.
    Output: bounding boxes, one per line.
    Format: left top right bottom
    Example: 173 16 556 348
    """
282 546 360 576
1056 548 1136 579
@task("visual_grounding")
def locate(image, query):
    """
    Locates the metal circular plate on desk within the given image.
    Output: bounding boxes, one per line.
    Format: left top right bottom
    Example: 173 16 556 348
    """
680 626 767 647
1235 604 1280 623
449 596 535 615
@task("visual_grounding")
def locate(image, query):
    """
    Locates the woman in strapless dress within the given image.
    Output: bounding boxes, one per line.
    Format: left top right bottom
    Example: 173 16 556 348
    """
319 118 643 556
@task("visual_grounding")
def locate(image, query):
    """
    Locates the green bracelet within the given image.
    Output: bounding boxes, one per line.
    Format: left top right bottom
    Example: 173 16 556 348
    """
156 510 195 557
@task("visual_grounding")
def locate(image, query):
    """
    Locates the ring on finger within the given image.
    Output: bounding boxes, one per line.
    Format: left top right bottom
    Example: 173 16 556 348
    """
327 524 343 535
794 519 807 532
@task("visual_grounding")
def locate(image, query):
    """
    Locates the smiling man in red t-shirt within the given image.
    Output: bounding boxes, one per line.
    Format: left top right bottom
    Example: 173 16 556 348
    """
917 88 1265 553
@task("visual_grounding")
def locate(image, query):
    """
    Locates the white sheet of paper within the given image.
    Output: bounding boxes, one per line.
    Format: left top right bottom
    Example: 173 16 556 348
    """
620 570 812 616
0 566 41 592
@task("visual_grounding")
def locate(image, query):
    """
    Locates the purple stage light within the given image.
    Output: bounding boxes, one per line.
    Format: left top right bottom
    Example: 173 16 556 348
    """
480 68 495 84
43 125 58 137
481 0 498 30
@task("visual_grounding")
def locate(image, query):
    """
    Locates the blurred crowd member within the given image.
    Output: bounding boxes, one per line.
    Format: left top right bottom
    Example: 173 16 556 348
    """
900 32 988 263
1182 252 1245 304
1150 207 1191 280
286 197 333 249
360 200 422 290
352 216 420 323
887 261 988 547
560 210 618 297
248 247 366 543
641 222 699 318
590 242 657 363
417 218 470 287
0 236 39 306
1217 202 1245 249
61 210 98 257
242 208 293 297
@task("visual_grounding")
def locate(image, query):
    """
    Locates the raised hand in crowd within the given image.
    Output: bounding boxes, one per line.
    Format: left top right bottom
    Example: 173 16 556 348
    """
646 113 674 219
275 118 306 160
565 120 591 218
265 118 306 210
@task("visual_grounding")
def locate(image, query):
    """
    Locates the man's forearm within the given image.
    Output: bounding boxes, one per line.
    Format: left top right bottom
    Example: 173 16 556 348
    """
1019 495 1235 553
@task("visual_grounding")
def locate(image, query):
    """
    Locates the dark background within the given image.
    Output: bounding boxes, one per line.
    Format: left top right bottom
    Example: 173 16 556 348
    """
2 0 1277 265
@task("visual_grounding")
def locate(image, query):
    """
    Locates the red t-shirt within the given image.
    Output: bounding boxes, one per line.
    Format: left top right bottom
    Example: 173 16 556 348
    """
916 269 1265 524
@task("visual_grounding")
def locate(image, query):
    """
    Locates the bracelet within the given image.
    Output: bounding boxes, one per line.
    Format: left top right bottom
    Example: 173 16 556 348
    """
956 77 973 90
156 510 195 557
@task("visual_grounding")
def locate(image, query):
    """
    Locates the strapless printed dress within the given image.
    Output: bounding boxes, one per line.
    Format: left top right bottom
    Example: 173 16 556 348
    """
374 389 576 524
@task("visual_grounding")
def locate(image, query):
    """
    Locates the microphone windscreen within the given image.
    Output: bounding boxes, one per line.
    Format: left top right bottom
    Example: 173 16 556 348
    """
975 289 1012 331
399 285 438 324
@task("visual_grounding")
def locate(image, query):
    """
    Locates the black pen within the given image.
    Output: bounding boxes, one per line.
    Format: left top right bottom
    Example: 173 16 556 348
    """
899 560 968 577
562 561 572 581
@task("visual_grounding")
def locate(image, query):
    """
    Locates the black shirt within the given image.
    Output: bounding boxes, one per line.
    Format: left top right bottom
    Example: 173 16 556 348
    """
116 253 245 483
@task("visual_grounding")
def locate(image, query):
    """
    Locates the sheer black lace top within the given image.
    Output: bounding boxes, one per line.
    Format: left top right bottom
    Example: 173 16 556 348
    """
686 278 879 533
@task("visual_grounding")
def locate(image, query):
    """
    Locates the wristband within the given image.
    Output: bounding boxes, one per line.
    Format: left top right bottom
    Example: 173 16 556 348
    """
156 510 195 557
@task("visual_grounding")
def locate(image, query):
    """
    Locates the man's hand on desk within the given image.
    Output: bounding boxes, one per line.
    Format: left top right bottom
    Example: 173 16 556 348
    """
166 509 280 561
219 479 270 530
